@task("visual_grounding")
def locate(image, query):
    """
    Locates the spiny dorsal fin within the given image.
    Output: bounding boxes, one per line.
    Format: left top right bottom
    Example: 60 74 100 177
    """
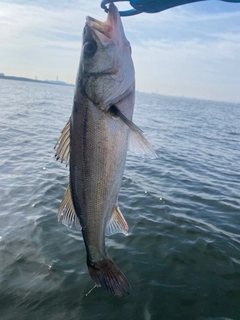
54 119 70 166
58 182 81 230
109 105 157 159
105 205 128 236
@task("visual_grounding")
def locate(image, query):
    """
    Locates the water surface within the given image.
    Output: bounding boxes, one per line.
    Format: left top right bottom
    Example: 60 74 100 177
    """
0 79 240 320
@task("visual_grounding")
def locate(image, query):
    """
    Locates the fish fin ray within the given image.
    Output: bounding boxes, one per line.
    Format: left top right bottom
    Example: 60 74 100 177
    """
106 205 128 236
109 105 142 133
109 105 157 159
128 129 157 159
58 183 81 230
54 119 70 166
87 258 131 297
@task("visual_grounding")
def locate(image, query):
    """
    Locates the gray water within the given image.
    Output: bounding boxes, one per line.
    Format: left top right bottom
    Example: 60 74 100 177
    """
0 79 240 320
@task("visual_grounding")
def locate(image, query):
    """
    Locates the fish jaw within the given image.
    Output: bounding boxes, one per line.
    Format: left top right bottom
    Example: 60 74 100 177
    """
69 3 134 297
79 3 134 108
86 3 128 46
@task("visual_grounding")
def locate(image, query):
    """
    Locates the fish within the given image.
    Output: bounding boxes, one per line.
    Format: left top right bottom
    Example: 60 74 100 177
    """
55 3 156 297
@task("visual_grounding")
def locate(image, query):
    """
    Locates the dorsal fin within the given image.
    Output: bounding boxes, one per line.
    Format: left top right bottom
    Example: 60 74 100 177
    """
58 182 81 230
105 205 128 236
54 119 70 166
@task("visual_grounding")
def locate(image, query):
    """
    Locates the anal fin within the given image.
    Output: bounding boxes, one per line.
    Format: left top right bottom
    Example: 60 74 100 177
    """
59 186 128 236
106 205 128 236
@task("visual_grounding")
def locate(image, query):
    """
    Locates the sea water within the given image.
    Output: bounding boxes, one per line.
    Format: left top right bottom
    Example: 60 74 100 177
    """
0 79 240 320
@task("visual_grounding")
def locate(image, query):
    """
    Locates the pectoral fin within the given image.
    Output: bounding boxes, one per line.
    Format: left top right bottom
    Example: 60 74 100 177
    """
128 129 157 159
54 119 70 166
109 105 157 159
106 205 128 236
58 182 81 230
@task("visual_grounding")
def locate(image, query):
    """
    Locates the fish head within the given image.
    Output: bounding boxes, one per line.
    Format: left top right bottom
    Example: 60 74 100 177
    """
79 3 134 109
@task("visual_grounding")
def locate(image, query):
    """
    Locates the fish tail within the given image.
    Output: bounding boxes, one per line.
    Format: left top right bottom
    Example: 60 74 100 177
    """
87 257 131 297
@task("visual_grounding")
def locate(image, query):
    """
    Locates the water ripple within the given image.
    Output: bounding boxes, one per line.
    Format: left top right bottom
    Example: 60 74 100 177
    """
0 81 240 319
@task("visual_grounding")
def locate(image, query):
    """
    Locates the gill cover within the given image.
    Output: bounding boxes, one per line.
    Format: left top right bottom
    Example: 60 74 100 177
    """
80 3 134 108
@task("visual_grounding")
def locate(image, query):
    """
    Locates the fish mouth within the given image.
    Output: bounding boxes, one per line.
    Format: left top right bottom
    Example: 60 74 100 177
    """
86 16 112 39
86 3 125 44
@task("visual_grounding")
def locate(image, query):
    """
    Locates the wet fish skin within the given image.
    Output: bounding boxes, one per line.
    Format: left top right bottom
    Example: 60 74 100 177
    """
70 4 134 297
70 94 133 297
55 3 156 297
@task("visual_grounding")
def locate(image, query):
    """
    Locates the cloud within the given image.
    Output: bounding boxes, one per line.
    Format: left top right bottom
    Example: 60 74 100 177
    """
123 3 240 101
0 3 78 47
0 0 240 101
132 33 240 101
0 1 90 80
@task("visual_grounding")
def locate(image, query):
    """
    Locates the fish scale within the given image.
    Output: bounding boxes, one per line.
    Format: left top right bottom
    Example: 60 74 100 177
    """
71 97 128 257
55 3 156 297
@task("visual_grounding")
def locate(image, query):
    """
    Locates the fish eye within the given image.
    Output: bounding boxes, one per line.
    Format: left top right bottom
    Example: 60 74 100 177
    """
83 41 97 58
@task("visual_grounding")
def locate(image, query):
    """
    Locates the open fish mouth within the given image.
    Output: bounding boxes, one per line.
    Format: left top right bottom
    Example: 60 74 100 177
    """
86 16 112 39
86 3 124 44
54 2 155 298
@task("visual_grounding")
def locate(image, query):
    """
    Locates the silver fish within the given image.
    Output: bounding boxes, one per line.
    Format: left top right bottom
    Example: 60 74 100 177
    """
55 3 156 297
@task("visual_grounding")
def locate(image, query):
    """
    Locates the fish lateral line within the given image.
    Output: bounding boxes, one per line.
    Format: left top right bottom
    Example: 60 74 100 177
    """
54 103 157 172
54 3 152 297
58 182 129 236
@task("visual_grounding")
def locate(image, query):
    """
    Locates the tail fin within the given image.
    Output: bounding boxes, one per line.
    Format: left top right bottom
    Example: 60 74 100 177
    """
87 258 131 297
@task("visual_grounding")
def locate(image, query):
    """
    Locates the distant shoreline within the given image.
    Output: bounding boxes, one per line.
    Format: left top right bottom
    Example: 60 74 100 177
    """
0 75 74 87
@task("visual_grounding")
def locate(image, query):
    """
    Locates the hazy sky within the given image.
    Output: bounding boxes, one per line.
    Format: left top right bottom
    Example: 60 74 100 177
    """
1 0 240 102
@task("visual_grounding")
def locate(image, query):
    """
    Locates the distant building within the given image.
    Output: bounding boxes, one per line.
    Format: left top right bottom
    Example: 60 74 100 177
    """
0 73 4 77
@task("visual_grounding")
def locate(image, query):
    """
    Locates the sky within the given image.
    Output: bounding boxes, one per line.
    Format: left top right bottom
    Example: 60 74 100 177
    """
0 0 240 102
